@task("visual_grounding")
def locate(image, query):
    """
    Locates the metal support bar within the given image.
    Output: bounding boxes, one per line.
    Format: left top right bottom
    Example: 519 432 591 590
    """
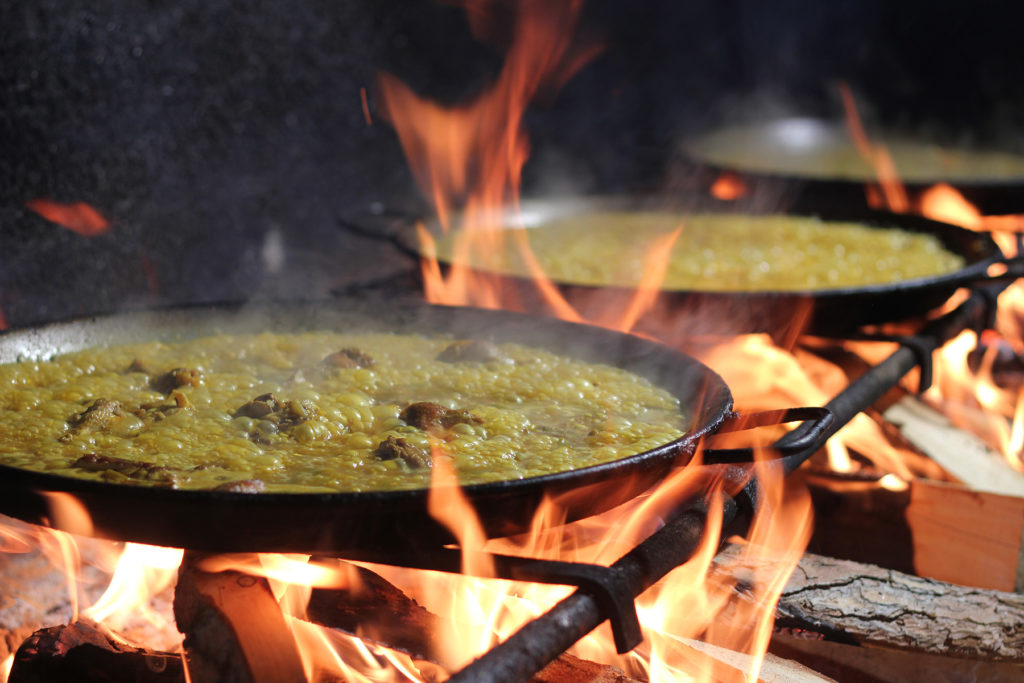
448 495 746 683
778 282 1011 473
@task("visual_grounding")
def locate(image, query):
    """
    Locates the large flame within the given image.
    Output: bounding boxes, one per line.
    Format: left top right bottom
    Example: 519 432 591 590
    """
371 0 815 679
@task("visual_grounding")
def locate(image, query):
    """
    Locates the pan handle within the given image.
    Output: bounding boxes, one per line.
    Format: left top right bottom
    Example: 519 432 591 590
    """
955 254 1024 287
700 407 833 464
337 206 424 259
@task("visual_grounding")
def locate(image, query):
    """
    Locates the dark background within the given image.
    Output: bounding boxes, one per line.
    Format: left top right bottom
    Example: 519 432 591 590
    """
2 0 1023 325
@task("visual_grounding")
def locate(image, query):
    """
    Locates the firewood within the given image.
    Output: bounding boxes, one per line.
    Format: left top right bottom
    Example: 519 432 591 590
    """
173 553 305 683
531 652 642 682
7 619 183 683
884 395 1024 496
713 544 1024 661
308 559 836 682
770 631 1024 683
306 559 441 663
678 638 837 683
803 471 1024 591
307 560 654 681
0 542 109 661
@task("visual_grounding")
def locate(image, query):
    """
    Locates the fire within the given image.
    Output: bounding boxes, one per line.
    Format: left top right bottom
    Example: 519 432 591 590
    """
837 87 1024 473
709 173 749 201
914 184 1024 472
25 199 110 237
371 0 817 679
838 82 909 213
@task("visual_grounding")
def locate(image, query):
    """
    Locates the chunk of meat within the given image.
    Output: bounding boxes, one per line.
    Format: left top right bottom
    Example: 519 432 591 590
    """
133 390 193 421
323 348 375 369
373 435 432 469
150 367 201 394
400 402 482 431
126 358 151 373
278 399 319 427
213 479 266 493
71 453 181 486
437 339 505 363
234 393 320 444
60 399 124 442
234 393 281 419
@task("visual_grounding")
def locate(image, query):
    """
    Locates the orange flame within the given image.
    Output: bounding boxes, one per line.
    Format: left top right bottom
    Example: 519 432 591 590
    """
26 199 110 237
379 0 602 319
839 82 909 213
709 173 749 201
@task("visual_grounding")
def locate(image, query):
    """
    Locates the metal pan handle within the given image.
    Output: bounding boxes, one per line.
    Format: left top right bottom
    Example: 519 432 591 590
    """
954 253 1024 287
336 206 424 259
700 407 833 464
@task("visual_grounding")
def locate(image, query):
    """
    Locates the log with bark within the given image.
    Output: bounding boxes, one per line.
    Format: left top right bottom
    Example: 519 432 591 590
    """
713 544 1024 661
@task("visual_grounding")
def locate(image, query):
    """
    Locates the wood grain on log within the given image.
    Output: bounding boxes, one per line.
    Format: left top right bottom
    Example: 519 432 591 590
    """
884 396 1024 497
771 631 1024 683
802 471 1024 592
173 554 305 683
714 544 1024 661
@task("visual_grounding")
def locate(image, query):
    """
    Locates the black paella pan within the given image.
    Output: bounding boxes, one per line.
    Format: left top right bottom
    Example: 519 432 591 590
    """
678 117 1024 216
377 196 1015 338
0 299 827 553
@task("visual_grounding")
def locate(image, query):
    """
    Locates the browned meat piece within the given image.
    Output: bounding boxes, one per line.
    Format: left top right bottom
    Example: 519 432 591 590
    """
234 394 320 445
400 401 483 431
278 399 319 427
373 435 432 469
60 399 124 442
150 367 201 394
323 347 375 368
72 453 181 486
436 339 505 363
127 358 151 373
213 479 266 493
133 391 193 422
234 393 281 419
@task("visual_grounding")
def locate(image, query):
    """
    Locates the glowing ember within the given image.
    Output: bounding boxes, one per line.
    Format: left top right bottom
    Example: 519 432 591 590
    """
709 172 749 201
25 199 110 237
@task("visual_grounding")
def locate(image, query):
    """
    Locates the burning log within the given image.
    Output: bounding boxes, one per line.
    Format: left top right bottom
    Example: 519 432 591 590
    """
306 559 441 663
884 395 1024 497
307 559 648 682
172 553 305 683
713 544 1024 661
8 620 183 683
0 539 112 661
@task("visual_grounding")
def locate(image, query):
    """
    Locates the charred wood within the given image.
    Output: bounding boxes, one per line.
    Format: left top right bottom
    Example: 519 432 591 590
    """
8 620 183 683
307 559 645 682
306 559 441 663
